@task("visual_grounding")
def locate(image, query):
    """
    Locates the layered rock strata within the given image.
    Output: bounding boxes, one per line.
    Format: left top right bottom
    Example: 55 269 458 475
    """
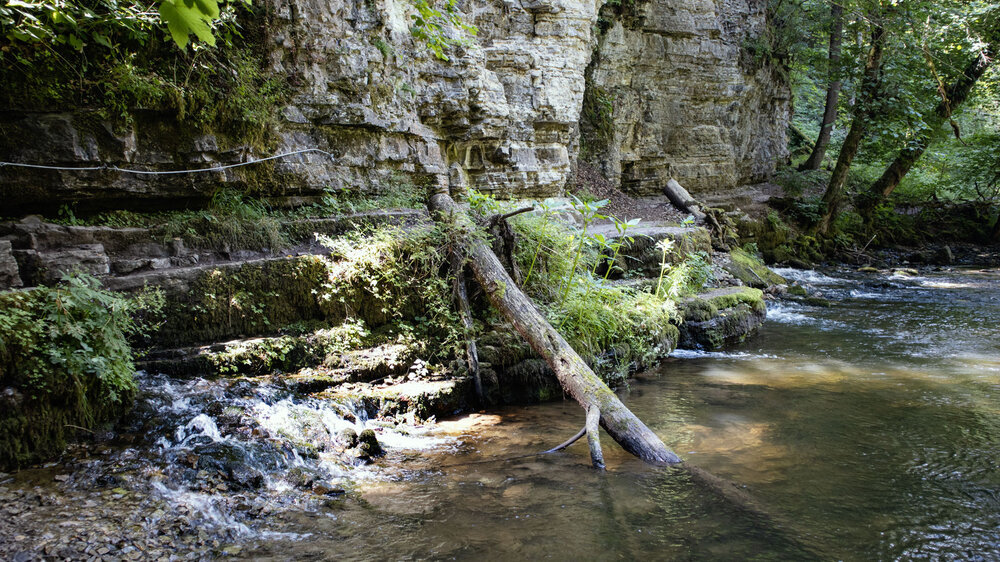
1 0 787 213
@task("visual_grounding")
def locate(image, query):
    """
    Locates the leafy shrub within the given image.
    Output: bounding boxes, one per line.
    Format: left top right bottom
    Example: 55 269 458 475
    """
0 274 163 468
0 0 284 144
409 0 477 61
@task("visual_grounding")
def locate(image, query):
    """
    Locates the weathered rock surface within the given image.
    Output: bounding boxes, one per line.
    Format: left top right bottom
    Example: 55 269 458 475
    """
0 0 788 213
582 0 791 195
0 240 21 289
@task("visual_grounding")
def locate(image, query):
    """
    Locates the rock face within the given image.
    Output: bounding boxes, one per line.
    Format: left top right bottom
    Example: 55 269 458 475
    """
581 0 791 195
0 0 788 213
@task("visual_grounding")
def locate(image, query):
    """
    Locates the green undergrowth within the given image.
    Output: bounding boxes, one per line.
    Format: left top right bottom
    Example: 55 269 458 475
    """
35 180 427 253
43 188 286 252
505 209 686 386
0 2 284 148
756 163 999 264
0 274 163 469
281 173 426 219
160 188 288 251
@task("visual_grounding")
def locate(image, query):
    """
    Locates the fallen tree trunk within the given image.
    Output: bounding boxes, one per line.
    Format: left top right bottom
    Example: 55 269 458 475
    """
430 190 681 466
663 178 707 222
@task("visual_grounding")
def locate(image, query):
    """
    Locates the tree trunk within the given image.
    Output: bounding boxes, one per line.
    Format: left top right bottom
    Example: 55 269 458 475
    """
816 23 887 235
859 46 997 220
449 249 483 403
429 191 682 466
800 2 844 171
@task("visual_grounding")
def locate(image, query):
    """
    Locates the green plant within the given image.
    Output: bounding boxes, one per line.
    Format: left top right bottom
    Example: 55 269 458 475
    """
523 198 571 286
409 0 477 61
0 273 163 468
510 212 679 384
654 237 676 298
560 195 608 304
581 86 615 150
601 216 639 282
315 224 463 360
683 251 714 292
373 37 394 58
1 0 285 144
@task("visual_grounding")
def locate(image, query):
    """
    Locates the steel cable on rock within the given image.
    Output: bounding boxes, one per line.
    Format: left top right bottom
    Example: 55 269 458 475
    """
0 148 335 175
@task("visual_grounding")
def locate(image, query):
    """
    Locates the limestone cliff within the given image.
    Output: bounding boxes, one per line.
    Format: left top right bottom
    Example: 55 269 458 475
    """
581 0 791 195
0 0 788 213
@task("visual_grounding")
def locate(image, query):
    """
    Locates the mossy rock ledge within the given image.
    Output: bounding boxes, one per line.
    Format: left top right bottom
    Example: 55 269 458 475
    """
678 287 767 350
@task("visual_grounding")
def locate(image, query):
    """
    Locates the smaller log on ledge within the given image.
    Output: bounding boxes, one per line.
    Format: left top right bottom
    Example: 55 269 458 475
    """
429 190 681 466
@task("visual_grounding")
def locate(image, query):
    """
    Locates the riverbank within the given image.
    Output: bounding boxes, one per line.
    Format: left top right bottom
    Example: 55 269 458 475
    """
2 265 997 559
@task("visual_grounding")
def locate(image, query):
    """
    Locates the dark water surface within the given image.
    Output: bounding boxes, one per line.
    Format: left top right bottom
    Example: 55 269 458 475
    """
244 268 1000 560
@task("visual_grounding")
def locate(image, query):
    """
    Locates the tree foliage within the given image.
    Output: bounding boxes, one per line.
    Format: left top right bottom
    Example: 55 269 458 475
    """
781 0 1000 243
1 0 239 52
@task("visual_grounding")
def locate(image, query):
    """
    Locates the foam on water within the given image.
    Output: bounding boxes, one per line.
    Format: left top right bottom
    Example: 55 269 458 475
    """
766 302 816 325
772 268 842 285
151 481 254 537
670 349 780 360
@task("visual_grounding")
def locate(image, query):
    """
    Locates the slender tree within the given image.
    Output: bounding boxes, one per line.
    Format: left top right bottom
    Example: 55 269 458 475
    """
816 19 888 234
858 26 999 219
800 2 845 171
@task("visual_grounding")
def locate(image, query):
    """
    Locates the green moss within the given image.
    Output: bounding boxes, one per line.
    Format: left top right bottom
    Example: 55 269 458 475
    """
707 286 766 313
803 296 833 307
156 226 463 365
680 298 716 323
725 248 787 288
680 287 765 325
692 304 763 350
787 284 808 296
157 256 334 347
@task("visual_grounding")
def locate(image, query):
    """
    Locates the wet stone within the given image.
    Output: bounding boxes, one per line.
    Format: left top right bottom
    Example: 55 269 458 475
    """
357 429 384 459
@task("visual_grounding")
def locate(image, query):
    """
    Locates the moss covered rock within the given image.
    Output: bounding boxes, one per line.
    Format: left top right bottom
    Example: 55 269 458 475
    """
678 287 767 350
724 248 787 288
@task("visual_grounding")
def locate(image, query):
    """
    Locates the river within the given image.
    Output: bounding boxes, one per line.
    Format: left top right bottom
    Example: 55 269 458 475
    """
2 267 999 560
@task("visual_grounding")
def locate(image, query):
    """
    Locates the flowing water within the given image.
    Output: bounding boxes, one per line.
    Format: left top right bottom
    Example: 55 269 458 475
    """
3 268 999 560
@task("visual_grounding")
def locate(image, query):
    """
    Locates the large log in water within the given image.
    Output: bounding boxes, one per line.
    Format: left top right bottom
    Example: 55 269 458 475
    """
429 191 681 466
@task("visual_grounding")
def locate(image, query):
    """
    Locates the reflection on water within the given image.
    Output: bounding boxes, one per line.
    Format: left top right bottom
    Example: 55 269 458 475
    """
239 268 1000 560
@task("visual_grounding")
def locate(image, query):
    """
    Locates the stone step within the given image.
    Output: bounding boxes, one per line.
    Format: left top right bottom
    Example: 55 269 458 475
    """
140 327 419 380
0 209 426 290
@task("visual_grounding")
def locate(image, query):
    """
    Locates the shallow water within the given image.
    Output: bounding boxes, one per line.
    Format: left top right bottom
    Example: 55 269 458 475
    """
4 268 999 560
244 267 1000 560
